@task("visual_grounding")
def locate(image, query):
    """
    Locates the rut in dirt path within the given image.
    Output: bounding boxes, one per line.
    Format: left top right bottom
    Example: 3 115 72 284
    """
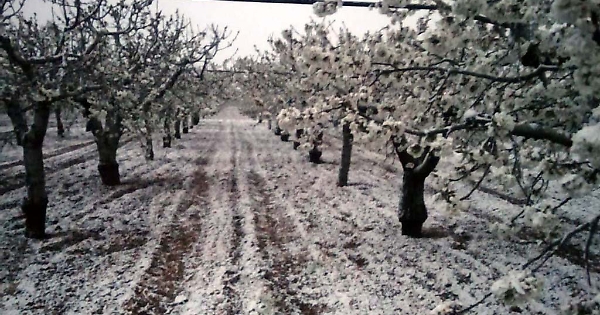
222 125 244 315
122 140 217 314
241 135 329 315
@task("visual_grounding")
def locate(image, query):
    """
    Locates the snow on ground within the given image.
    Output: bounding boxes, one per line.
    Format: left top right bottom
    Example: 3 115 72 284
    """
0 107 598 314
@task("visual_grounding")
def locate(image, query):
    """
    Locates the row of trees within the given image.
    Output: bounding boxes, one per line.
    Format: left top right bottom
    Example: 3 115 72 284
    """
233 0 600 311
0 0 231 238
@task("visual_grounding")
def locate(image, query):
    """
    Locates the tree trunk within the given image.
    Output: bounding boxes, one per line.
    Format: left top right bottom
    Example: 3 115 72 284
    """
393 143 441 237
89 110 122 186
20 102 51 239
293 129 304 150
144 118 154 161
192 112 200 125
22 141 48 239
144 135 154 160
163 118 172 148
163 135 171 148
398 170 427 237
22 143 48 239
267 119 272 130
174 119 181 139
182 116 189 134
309 145 322 164
274 122 282 136
55 105 65 138
337 122 353 187
6 98 27 147
96 136 120 186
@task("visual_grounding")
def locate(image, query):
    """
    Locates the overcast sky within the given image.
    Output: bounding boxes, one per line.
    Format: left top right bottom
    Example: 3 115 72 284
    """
155 0 389 61
23 0 391 62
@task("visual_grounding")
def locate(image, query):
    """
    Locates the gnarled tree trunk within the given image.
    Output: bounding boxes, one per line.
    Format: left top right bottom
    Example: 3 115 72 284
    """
55 105 64 138
181 114 190 133
163 117 172 148
192 112 200 126
174 119 181 139
337 122 353 187
394 141 440 237
96 134 120 186
293 129 304 150
144 118 154 161
308 145 322 164
87 107 122 186
22 140 48 239
398 169 427 237
308 129 324 164
274 121 282 136
7 99 51 238
182 115 189 134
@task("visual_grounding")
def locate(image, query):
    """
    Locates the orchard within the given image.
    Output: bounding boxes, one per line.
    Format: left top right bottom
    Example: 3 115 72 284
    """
0 0 599 314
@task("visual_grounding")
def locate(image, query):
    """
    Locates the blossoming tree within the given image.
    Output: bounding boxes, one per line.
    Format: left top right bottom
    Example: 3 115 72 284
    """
242 0 600 309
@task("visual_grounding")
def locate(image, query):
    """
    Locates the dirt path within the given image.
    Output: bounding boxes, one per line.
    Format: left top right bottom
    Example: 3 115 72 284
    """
1 107 598 315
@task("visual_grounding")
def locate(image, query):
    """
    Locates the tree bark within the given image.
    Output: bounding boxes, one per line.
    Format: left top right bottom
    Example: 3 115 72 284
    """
394 142 440 237
174 119 181 139
182 116 189 134
144 118 154 161
293 129 304 150
398 169 427 237
12 101 52 239
55 105 65 138
337 122 353 187
144 135 154 160
6 98 27 146
88 106 122 186
309 145 322 164
22 141 49 239
163 117 172 148
192 112 200 125
96 134 120 186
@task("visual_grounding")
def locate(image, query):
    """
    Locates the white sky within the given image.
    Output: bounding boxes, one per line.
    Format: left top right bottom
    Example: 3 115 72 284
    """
23 0 391 63
155 0 390 61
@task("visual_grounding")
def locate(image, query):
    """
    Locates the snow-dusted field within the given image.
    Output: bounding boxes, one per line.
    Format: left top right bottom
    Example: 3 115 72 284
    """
0 107 598 314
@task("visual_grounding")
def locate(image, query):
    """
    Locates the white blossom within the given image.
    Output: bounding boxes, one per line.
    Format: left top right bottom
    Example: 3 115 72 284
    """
491 271 543 306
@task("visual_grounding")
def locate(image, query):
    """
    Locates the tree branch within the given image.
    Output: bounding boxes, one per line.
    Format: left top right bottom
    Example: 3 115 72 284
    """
511 123 573 147
378 64 559 84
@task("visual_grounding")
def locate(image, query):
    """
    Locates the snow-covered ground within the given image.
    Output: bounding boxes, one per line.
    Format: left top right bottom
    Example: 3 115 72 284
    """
0 107 598 314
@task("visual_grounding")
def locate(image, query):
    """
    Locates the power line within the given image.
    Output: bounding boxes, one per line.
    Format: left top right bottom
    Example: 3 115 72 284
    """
208 0 376 8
